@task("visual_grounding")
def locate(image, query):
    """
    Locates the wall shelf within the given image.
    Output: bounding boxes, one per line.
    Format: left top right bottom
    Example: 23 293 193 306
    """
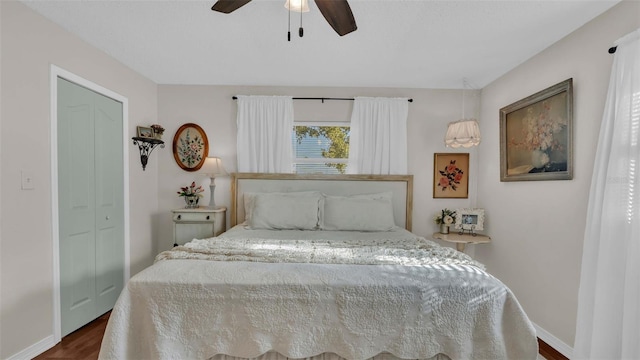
132 137 164 171
432 232 491 252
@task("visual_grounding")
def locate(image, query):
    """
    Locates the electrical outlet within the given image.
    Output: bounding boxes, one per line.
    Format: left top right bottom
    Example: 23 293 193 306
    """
21 171 35 190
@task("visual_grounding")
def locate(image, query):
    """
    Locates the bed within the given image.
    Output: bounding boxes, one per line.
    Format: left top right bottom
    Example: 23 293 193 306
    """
99 173 537 360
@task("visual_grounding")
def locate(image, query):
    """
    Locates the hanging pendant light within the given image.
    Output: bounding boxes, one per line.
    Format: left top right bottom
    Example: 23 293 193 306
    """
445 79 481 148
445 119 481 148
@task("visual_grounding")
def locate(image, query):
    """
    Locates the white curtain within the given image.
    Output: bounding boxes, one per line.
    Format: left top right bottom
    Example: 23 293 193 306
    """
236 95 294 173
347 97 409 174
574 28 640 360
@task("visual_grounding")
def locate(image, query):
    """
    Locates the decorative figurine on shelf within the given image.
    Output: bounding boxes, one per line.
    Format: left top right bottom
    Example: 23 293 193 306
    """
150 124 165 140
434 208 456 234
177 181 204 209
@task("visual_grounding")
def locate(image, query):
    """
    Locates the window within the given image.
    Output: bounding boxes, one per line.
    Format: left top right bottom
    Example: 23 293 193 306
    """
292 122 350 174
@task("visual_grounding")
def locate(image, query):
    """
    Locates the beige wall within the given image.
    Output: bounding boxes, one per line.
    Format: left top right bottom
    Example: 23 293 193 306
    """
476 0 640 349
0 1 158 358
156 85 480 252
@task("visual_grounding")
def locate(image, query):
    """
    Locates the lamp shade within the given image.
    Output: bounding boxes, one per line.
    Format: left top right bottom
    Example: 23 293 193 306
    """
445 119 481 148
284 0 309 12
200 157 228 177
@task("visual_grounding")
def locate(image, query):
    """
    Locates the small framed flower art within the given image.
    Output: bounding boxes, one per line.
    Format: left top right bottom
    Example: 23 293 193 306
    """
500 78 573 181
172 123 209 171
433 153 469 199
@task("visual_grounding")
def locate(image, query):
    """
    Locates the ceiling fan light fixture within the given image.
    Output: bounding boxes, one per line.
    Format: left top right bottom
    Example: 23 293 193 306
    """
284 0 309 13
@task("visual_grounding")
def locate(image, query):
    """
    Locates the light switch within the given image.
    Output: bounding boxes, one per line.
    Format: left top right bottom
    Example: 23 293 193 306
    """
21 171 34 190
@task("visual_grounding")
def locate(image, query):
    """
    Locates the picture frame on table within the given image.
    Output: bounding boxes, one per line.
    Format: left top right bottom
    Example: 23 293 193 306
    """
172 123 209 171
454 208 485 232
136 126 153 138
433 153 469 199
499 78 573 182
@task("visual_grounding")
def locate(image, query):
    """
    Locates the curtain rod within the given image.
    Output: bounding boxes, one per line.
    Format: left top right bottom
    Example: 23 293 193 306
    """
232 96 413 103
609 46 617 54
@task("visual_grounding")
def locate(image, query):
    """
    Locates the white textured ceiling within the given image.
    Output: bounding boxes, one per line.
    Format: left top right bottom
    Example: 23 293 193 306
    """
22 0 620 89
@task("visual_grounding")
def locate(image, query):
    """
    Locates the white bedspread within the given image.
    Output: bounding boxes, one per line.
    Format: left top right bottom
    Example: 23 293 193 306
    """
99 227 537 360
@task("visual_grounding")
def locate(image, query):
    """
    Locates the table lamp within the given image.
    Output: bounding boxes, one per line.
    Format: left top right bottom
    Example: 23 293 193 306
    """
200 157 228 208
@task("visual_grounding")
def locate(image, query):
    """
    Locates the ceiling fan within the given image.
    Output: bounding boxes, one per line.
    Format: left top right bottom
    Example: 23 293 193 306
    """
211 0 358 37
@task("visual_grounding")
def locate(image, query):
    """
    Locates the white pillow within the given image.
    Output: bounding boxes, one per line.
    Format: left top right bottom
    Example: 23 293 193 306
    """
321 192 396 231
243 192 259 223
243 191 322 223
247 192 322 230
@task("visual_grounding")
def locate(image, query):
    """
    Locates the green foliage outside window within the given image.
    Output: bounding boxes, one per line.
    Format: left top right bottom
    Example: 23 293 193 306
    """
295 126 350 174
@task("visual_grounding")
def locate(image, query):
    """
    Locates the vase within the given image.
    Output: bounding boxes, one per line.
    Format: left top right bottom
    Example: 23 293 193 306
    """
439 224 449 234
184 195 199 209
531 149 550 169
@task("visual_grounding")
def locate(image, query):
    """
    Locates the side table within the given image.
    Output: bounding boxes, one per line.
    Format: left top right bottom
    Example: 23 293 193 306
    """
172 206 227 247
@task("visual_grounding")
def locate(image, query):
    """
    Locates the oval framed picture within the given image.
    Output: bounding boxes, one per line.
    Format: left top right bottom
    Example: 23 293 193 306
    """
172 123 209 171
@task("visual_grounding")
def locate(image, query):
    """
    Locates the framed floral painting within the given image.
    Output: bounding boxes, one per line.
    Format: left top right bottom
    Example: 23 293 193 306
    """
172 123 209 171
500 78 573 181
433 153 469 199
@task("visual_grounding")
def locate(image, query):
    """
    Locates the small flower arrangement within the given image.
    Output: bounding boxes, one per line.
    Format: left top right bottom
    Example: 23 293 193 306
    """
150 124 165 134
434 208 456 225
177 181 204 198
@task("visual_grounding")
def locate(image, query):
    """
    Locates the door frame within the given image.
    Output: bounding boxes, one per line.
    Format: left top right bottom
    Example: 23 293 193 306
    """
50 65 130 342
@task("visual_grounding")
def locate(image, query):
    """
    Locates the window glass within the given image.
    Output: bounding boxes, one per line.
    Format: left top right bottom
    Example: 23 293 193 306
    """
292 124 350 174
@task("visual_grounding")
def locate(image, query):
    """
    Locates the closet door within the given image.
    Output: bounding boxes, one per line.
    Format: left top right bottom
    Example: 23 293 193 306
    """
93 87 124 316
57 78 124 337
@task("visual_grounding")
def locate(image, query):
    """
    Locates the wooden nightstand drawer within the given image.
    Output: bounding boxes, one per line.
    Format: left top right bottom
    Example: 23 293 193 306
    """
173 212 215 223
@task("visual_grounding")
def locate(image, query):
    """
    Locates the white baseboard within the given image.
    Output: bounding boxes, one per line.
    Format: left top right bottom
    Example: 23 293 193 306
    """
533 322 573 359
6 335 56 360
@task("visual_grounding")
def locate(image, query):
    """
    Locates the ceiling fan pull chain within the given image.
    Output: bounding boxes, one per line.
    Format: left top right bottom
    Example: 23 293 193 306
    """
299 8 303 37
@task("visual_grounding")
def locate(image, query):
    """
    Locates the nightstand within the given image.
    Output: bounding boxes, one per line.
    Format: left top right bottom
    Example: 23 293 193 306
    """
172 207 226 247
432 232 491 252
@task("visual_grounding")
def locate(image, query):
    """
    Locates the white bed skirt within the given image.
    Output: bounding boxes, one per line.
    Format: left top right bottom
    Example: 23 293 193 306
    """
210 351 450 360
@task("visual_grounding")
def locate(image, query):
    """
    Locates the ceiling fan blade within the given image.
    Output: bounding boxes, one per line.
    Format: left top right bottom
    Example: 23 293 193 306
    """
314 0 357 36
211 0 252 14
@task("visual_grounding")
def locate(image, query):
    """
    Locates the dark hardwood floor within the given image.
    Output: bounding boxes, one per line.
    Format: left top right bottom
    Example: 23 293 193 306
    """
33 312 110 360
538 338 569 360
32 312 563 360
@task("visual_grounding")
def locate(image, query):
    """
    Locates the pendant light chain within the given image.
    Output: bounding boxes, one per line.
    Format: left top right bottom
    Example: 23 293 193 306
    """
462 85 466 119
462 78 470 120
287 2 291 41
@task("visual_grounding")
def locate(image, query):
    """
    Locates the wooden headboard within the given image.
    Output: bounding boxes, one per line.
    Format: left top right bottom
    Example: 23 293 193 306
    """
231 173 414 230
